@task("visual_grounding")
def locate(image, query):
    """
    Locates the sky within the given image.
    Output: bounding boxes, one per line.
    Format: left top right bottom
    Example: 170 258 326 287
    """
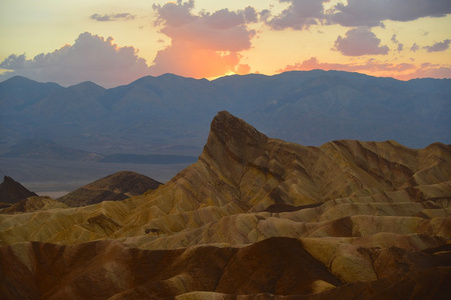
0 0 450 88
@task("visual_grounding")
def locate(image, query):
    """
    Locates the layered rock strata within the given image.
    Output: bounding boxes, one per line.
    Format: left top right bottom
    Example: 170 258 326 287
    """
0 111 450 299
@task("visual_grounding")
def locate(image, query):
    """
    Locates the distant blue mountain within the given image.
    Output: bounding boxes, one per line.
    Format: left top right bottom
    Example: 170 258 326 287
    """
1 70 450 154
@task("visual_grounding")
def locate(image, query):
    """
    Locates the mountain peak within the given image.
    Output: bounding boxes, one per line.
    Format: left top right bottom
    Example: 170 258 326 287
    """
3 75 32 84
0 176 37 204
57 171 161 207
198 111 269 186
211 111 267 144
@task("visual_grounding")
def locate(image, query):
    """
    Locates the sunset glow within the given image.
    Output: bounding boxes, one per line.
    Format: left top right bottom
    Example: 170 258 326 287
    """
0 0 450 87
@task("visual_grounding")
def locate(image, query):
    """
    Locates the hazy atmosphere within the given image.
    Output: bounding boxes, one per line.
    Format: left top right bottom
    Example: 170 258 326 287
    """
1 0 451 87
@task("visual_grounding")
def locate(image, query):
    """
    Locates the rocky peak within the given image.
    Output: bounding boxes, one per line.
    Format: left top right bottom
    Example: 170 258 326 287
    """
198 111 269 188
203 111 268 165
0 176 37 204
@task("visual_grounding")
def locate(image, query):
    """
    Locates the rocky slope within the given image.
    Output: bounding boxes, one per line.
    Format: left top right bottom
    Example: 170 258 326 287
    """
0 111 450 299
57 171 162 207
1 238 449 299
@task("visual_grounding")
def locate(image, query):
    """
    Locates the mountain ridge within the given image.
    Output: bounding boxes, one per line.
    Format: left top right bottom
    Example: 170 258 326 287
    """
1 70 450 156
57 171 162 207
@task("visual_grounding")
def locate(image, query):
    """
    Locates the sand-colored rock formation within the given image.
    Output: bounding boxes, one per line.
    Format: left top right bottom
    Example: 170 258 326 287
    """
0 111 450 299
1 238 449 299
0 196 67 214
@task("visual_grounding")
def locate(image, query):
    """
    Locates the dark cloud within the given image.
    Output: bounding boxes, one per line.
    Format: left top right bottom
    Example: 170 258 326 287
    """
391 34 399 44
0 32 150 88
265 0 328 30
423 39 451 52
202 9 246 29
244 6 258 23
333 27 389 56
152 0 196 27
329 0 451 27
150 1 256 78
90 13 136 22
410 43 420 52
391 34 403 52
263 0 451 31
260 9 272 23
0 54 27 69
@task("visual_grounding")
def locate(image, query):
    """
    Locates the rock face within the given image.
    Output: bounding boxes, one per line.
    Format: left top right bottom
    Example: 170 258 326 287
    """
0 176 37 204
0 238 449 299
58 171 162 207
0 111 450 299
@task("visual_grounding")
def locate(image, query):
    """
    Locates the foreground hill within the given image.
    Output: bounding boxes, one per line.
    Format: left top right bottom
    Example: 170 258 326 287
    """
1 238 449 299
1 71 450 155
57 171 162 207
0 111 450 299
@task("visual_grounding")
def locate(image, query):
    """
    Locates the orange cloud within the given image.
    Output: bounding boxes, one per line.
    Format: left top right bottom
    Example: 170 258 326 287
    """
150 1 256 79
280 57 451 80
151 40 242 78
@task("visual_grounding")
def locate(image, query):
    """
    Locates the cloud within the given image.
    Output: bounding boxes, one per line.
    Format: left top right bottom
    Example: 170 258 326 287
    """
280 57 415 73
265 0 329 30
333 27 389 56
397 63 451 80
391 34 403 52
260 9 272 23
329 0 451 27
263 1 451 30
423 39 451 52
150 1 256 78
279 57 451 80
0 32 151 88
150 40 243 78
90 13 136 22
244 6 259 23
391 34 399 44
410 43 420 52
152 0 196 27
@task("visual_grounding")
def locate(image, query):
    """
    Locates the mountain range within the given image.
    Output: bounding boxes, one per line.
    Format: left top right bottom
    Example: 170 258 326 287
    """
1 70 450 156
0 111 450 299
